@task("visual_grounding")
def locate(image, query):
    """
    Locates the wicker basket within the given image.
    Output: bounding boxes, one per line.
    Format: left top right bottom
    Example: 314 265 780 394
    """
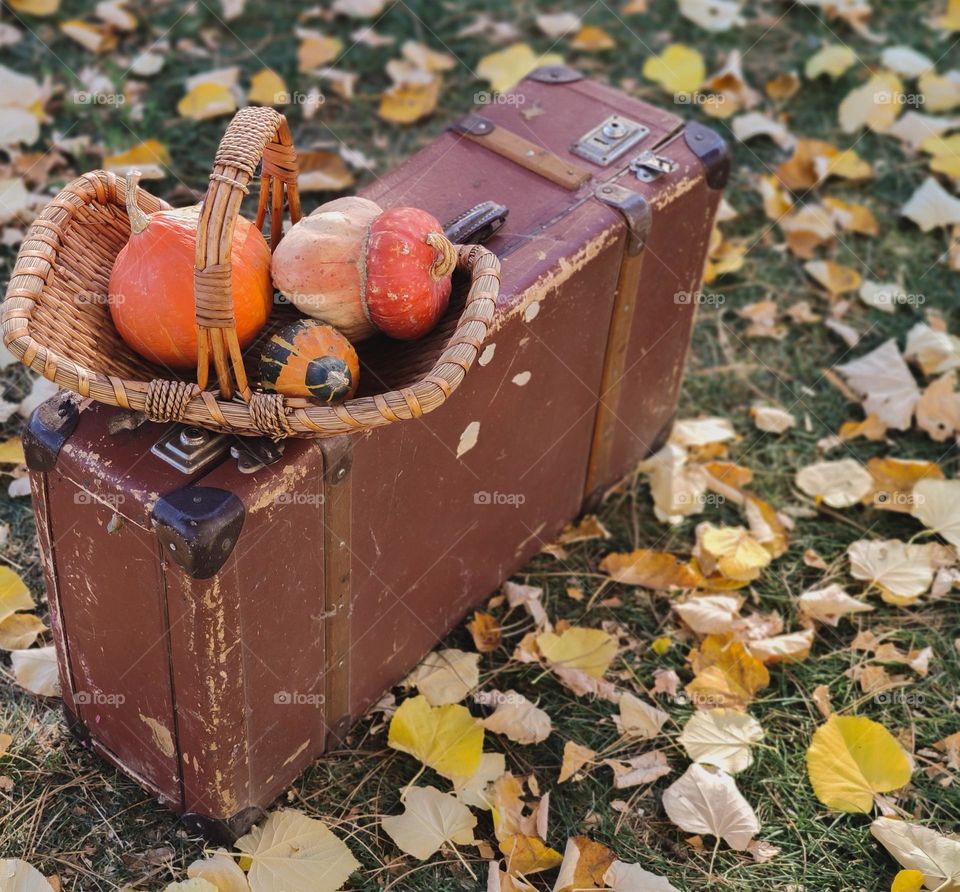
1 107 500 438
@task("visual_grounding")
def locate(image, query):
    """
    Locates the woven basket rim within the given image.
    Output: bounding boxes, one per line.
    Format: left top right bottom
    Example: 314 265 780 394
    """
2 118 500 439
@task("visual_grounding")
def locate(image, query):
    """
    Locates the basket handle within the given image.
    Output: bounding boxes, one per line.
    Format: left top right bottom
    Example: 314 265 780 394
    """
194 107 302 400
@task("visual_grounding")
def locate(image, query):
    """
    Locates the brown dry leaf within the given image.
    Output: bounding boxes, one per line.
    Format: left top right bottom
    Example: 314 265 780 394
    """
603 750 672 789
504 581 550 630
553 837 616 892
559 741 596 783
468 611 502 653
867 457 944 513
403 649 479 706
777 138 872 190
295 151 354 192
599 548 704 590
904 322 960 375
674 595 744 635
686 634 770 710
780 206 836 258
737 300 785 339
766 71 801 100
917 372 960 440
799 584 874 626
615 692 669 739
758 174 795 219
551 666 621 702
838 414 889 443
557 515 610 546
636 444 710 523
60 19 116 53
823 196 879 236
812 684 833 718
700 50 761 119
750 405 796 433
804 260 863 296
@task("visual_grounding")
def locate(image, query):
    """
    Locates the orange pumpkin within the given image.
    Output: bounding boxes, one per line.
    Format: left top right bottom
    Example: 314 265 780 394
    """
259 319 359 402
109 171 272 370
270 199 455 341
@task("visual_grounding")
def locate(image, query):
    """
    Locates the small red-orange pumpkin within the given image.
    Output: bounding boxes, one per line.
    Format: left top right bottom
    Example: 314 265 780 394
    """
109 171 273 370
259 319 359 402
271 199 455 341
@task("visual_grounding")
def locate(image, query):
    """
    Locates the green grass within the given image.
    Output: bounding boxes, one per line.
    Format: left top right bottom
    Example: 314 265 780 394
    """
3 0 960 889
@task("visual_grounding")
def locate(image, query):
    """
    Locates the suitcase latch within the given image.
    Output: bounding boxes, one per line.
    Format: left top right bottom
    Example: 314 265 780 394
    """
630 150 678 182
572 115 650 166
151 424 285 475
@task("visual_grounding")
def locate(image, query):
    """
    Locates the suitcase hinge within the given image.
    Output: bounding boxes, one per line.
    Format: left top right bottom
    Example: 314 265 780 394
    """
152 486 245 579
594 183 652 256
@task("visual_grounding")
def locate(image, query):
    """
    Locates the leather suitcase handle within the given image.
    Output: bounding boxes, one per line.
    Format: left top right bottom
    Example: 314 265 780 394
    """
452 115 592 191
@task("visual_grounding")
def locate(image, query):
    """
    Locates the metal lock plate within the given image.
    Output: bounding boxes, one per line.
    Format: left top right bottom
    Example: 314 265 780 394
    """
571 115 650 166
151 425 231 475
630 149 678 182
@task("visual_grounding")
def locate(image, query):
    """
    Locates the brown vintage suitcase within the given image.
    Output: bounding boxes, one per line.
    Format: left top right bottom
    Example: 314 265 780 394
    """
22 67 726 839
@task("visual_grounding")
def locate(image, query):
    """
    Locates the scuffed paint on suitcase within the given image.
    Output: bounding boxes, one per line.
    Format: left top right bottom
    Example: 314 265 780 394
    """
24 68 726 839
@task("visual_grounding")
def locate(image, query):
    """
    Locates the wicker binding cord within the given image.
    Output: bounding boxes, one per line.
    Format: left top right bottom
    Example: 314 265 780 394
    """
1 109 500 439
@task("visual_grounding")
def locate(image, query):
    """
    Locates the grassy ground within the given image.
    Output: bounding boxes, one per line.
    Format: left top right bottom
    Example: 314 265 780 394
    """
2 0 960 889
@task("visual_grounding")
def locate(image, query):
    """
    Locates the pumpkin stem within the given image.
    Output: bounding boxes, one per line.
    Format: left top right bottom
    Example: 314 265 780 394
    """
425 231 457 281
124 169 150 235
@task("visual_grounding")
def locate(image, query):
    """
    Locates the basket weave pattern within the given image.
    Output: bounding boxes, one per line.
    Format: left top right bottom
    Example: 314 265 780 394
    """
1 108 500 438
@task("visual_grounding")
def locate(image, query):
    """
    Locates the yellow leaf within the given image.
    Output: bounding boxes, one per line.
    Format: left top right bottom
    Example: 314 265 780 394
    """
378 78 440 124
553 836 616 892
477 44 564 93
177 82 236 121
651 636 672 655
803 260 863 296
642 43 705 95
686 634 769 710
805 44 856 80
7 0 59 13
867 457 944 513
599 548 705 590
536 627 617 678
387 695 483 779
0 567 33 624
0 613 46 651
248 68 288 106
919 71 960 113
186 850 250 892
697 524 772 582
236 809 359 892
298 35 343 72
59 19 115 52
766 71 801 101
0 438 25 465
103 139 171 179
499 835 564 875
806 715 912 812
891 869 925 892
382 786 477 860
570 25 616 51
934 0 960 32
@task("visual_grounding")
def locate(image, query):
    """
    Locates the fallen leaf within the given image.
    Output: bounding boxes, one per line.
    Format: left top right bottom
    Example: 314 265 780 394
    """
917 373 960 440
642 44 705 95
904 322 960 375
0 860 55 892
477 44 563 93
902 177 960 231
848 539 936 604
799 584 874 626
387 695 484 779
872 817 960 890
686 634 770 710
559 741 596 783
0 613 46 651
536 628 617 678
603 750 672 788
481 691 552 745
615 692 668 739
404 649 480 706
297 34 343 72
806 715 912 812
805 44 857 79
750 405 795 433
679 708 764 774
839 71 904 132
451 752 505 810
378 78 440 124
535 12 580 37
468 612 502 653
679 0 745 31
103 139 171 179
695 524 772 583
837 340 920 430
600 549 704 590
553 836 616 892
674 595 744 635
804 259 863 296
187 851 250 892
662 763 759 850
382 786 476 860
11 646 59 697
604 861 681 892
177 82 236 121
570 25 615 51
912 479 960 548
248 69 288 106
795 459 874 508
0 567 33 623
